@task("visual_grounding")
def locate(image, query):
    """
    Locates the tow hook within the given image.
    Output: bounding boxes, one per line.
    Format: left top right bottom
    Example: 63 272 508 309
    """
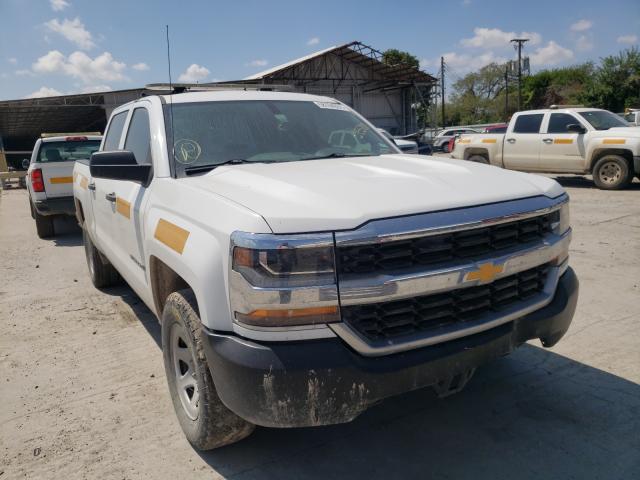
433 368 476 398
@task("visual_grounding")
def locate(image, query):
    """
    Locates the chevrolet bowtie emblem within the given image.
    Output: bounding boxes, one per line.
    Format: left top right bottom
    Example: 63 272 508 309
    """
465 262 504 283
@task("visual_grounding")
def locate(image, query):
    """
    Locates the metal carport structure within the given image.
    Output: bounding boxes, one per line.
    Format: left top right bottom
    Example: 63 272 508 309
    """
0 41 436 169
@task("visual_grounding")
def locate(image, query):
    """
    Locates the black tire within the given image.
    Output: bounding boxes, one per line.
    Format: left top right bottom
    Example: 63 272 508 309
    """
162 289 254 450
82 227 121 288
34 211 54 238
467 154 490 164
442 142 450 153
592 155 632 190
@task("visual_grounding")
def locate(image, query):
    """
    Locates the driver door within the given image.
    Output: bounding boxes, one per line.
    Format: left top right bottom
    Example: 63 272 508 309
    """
539 112 586 172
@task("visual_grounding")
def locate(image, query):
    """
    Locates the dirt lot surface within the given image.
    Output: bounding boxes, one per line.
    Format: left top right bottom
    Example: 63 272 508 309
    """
1 178 639 480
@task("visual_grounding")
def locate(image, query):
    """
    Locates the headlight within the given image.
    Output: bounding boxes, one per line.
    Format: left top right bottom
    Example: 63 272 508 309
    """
229 232 340 327
551 200 570 235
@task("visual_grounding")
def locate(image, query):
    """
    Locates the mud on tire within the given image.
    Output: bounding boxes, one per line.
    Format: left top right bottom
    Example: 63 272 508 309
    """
592 154 632 190
161 289 254 450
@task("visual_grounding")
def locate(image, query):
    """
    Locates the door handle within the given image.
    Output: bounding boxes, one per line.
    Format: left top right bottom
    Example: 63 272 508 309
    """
105 192 116 202
506 138 516 144
542 138 553 144
87 182 95 191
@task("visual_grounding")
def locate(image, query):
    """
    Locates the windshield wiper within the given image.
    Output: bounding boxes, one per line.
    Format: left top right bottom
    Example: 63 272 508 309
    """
184 158 254 175
302 153 372 161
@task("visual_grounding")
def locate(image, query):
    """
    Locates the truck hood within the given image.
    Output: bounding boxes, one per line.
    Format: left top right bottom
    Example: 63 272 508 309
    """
590 126 640 138
186 155 564 233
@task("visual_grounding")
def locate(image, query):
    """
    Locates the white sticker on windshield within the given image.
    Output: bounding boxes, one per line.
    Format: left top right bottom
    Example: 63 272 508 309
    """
314 101 350 111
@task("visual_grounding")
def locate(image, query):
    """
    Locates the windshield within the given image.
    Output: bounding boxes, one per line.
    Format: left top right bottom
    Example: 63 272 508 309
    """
165 100 396 170
37 140 100 163
577 110 629 130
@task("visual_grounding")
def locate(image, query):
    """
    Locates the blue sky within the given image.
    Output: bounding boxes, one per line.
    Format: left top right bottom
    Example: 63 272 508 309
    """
1 0 638 100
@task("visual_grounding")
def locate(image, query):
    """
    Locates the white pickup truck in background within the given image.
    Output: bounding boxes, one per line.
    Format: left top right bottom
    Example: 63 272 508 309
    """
74 88 578 451
451 107 640 190
27 134 101 237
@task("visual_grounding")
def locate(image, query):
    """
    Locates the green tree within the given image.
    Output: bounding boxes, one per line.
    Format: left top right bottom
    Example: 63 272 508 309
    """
583 47 640 111
382 49 420 69
523 63 595 109
449 62 510 124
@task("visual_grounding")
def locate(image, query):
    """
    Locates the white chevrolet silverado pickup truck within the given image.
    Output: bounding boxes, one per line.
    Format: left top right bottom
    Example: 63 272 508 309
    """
451 107 640 190
73 89 578 450
27 134 101 237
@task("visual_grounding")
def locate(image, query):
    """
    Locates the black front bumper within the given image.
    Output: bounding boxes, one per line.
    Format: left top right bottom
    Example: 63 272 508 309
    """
33 196 75 216
203 268 579 428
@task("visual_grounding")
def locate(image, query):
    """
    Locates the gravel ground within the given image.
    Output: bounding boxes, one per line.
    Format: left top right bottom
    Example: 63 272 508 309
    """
1 177 639 480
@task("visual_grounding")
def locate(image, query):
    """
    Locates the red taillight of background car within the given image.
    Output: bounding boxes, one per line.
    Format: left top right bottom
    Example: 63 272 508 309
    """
448 137 456 152
31 168 45 192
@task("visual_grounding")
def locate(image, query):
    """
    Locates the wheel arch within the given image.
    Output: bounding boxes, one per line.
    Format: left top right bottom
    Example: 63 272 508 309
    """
463 148 490 161
149 255 199 318
74 198 85 225
589 148 633 173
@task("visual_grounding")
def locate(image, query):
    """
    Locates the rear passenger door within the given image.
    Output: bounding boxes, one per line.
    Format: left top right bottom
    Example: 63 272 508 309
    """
503 113 544 171
539 112 586 172
90 110 129 256
109 105 153 288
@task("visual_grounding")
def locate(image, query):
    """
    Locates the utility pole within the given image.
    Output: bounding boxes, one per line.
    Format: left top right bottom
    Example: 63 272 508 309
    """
510 38 529 110
504 65 509 120
440 56 445 127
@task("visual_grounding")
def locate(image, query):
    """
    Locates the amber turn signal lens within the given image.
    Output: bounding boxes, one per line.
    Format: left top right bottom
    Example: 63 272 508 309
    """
236 306 340 327
233 246 254 268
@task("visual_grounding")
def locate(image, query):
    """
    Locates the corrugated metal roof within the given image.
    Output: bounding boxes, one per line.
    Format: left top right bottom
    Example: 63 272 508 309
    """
243 41 436 84
245 45 341 80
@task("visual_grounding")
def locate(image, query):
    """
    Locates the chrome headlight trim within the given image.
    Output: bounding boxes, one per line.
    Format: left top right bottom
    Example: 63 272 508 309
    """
228 231 339 329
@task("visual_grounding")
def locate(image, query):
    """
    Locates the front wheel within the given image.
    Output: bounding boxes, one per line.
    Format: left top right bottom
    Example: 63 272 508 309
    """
592 155 632 190
442 143 450 153
162 289 254 450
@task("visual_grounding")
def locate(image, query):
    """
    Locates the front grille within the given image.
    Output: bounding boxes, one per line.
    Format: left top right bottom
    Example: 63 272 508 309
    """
337 212 556 275
341 263 550 342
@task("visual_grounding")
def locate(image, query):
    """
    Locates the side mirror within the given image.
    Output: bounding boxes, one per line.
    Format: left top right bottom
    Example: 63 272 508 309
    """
90 151 152 186
566 123 586 134
21 158 30 169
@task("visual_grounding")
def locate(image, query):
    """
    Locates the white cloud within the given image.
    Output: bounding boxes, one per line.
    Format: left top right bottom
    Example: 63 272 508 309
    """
530 41 574 67
132 62 149 71
15 69 34 76
307 37 319 46
177 63 210 83
45 17 95 50
25 86 63 98
8 57 17 64
32 50 127 84
460 27 541 49
246 59 268 67
617 34 638 44
441 51 507 74
81 84 112 93
50 0 70 11
575 34 593 51
570 19 592 32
